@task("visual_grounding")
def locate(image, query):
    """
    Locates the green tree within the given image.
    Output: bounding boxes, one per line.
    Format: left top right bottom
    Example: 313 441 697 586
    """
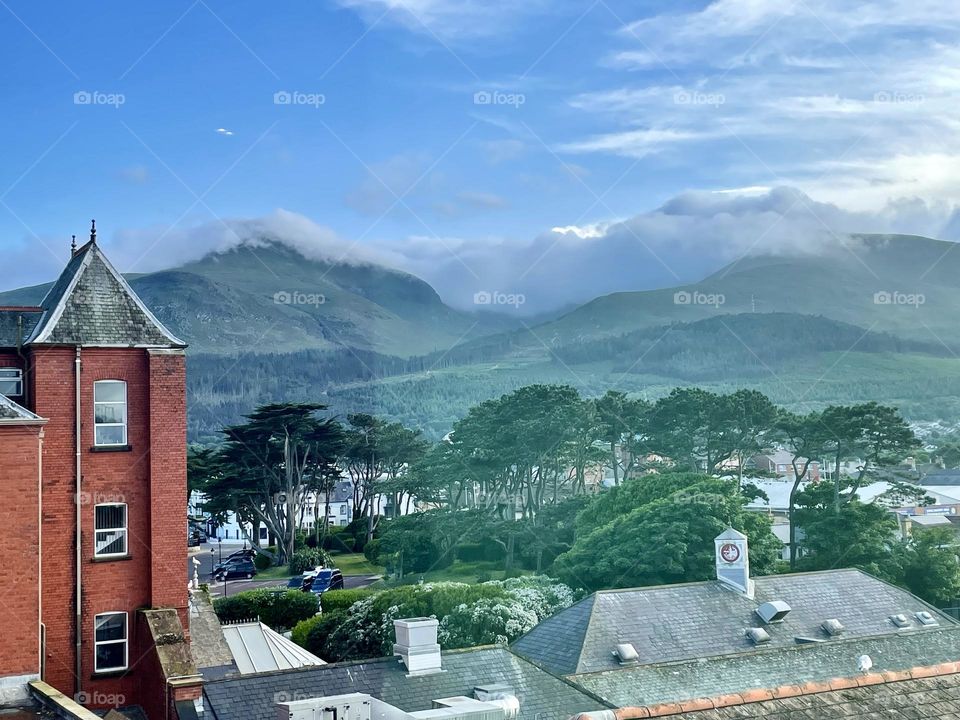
899 527 960 606
794 481 899 578
555 474 780 591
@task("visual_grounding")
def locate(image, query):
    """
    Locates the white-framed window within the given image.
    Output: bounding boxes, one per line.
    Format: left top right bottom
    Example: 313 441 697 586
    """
339 505 347 515
94 612 128 673
0 367 23 397
94 380 127 446
94 504 127 557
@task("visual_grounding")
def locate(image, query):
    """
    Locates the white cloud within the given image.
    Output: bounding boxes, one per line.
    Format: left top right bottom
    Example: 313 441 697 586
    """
562 0 960 211
78 186 958 314
334 0 550 39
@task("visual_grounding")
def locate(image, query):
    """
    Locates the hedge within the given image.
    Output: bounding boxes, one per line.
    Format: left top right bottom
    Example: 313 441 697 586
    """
454 542 506 563
290 609 347 657
213 588 318 630
317 589 375 613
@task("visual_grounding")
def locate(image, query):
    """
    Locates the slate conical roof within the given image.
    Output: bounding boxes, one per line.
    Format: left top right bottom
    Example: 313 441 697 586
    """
28 238 185 347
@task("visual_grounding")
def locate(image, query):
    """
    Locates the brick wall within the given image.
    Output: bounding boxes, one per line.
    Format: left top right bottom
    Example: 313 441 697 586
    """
0 424 42 683
28 345 188 713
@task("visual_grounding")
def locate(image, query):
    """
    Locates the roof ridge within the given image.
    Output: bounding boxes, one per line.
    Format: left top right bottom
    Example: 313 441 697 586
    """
568 662 960 719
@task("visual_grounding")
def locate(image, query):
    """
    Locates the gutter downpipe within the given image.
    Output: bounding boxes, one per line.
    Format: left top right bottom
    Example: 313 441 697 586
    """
38 427 44 680
75 347 83 698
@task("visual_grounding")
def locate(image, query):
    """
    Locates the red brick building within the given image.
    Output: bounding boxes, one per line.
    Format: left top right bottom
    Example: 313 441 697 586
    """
0 226 200 717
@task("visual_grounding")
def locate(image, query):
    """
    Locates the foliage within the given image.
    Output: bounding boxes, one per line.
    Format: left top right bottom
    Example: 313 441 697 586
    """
555 474 781 591
290 548 333 575
794 481 900 578
318 578 575 661
291 610 347 659
213 588 318 631
318 588 376 613
254 548 276 571
898 528 960 606
368 512 456 578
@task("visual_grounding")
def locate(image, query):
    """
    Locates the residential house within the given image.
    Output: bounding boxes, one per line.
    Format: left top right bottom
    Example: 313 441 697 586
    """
0 227 199 718
748 449 820 480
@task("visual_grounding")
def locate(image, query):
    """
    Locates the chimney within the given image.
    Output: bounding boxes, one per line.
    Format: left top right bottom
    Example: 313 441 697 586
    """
715 527 754 598
393 617 442 676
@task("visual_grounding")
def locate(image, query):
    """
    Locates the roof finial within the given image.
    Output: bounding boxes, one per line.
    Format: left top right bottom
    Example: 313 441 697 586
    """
90 219 97 243
71 234 77 254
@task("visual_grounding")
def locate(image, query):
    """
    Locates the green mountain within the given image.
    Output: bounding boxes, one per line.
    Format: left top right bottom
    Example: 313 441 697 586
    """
0 240 512 357
536 234 960 345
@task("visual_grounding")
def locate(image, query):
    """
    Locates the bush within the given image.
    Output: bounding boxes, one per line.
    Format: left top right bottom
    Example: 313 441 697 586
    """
455 543 505 563
254 547 276 571
322 529 355 553
213 588 318 631
318 588 375 613
290 548 333 575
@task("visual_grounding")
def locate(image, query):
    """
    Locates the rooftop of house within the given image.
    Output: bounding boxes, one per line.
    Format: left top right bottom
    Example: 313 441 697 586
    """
201 645 610 720
221 620 326 675
570 624 960 709
920 468 960 486
744 480 894 512
510 569 956 677
1 228 185 349
0 393 44 423
569 661 960 719
0 306 42 347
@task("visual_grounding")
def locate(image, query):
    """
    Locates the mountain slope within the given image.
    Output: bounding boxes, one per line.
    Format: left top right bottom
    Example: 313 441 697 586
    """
0 240 513 356
534 234 960 345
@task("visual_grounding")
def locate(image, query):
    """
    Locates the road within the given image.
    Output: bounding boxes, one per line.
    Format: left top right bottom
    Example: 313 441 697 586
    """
187 543 379 598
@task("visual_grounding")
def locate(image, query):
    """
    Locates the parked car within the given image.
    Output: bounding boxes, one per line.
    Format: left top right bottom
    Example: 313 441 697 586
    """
188 529 201 547
212 558 257 581
287 575 308 589
303 568 343 595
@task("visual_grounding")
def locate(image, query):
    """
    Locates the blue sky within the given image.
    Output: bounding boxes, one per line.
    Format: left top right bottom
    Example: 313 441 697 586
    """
2 1 959 311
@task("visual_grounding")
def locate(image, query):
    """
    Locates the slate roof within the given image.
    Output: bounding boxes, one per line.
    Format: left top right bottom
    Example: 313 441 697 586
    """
511 569 956 676
201 646 610 720
27 238 185 348
921 469 960 486
572 625 960 709
0 393 44 423
0 308 42 348
575 669 960 719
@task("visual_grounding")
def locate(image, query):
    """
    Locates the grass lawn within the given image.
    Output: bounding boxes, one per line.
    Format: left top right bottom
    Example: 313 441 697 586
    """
372 560 532 588
330 552 383 576
256 565 295 580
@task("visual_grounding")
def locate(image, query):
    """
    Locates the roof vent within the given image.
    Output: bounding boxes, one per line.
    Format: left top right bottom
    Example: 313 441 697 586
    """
746 627 770 644
756 600 791 624
821 618 845 636
612 643 640 665
794 636 825 644
915 611 939 627
393 618 443 676
891 614 911 628
474 684 520 719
